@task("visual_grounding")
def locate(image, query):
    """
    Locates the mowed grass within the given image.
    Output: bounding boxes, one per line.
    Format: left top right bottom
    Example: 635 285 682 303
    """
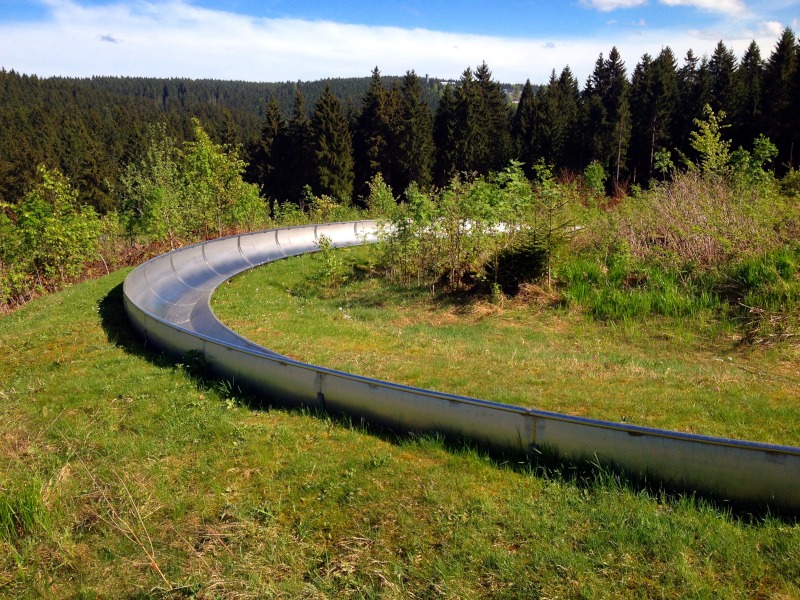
0 264 797 598
213 245 800 447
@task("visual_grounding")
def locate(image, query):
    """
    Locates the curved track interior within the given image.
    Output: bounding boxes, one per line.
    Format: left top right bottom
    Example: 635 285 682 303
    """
123 221 800 512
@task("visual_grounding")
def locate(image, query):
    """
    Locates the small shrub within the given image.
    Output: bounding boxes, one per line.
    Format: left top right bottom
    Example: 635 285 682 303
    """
583 161 607 199
315 234 348 290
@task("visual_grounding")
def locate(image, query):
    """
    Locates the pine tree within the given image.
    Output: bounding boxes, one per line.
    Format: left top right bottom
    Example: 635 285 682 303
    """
354 67 394 197
556 67 582 169
629 48 679 182
583 48 630 186
475 62 512 173
272 89 314 203
763 27 798 168
734 40 765 148
511 79 537 173
433 84 459 185
709 41 739 119
311 86 354 200
453 67 486 176
247 96 284 197
676 51 713 161
396 70 434 193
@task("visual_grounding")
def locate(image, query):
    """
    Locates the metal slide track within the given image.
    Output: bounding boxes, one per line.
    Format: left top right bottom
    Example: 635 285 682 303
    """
123 221 800 512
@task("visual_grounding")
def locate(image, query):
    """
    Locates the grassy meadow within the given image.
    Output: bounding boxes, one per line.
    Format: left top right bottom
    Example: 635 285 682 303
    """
213 245 800 447
0 255 798 597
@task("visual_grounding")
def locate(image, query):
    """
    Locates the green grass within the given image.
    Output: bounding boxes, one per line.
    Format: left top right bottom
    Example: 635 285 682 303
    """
0 264 798 598
213 245 800 446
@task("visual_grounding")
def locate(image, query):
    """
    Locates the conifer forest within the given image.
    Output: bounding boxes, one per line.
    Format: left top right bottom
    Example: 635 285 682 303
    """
1 28 800 308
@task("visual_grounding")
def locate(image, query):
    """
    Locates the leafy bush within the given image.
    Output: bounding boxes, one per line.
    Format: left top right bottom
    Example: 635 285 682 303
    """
122 121 268 245
375 161 576 293
0 165 102 305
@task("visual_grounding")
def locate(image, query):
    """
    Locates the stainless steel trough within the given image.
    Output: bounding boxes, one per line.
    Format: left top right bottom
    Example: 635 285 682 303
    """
123 221 800 512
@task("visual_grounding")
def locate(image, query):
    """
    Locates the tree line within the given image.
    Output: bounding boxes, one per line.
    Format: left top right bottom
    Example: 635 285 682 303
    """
253 29 800 205
2 28 800 212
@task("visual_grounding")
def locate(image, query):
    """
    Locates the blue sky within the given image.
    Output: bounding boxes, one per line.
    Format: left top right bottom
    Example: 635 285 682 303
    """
1 0 798 83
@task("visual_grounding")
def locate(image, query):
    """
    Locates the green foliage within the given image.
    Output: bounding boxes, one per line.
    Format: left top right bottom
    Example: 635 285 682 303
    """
689 104 732 176
583 160 607 197
315 234 348 290
273 200 310 226
120 124 186 246
730 134 778 191
375 160 574 293
0 165 101 301
780 168 800 197
653 148 675 178
364 173 396 217
122 121 267 245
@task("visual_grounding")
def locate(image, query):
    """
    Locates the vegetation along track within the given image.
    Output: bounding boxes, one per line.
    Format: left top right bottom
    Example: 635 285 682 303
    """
123 220 800 512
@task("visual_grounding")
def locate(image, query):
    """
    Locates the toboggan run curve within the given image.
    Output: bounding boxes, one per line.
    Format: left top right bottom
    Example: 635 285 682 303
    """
123 220 800 512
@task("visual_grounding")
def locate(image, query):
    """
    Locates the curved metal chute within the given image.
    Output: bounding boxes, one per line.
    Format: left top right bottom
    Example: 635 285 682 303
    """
123 221 800 512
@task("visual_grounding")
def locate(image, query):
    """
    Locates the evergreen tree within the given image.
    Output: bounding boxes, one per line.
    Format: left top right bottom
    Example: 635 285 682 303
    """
433 84 459 185
311 86 354 200
396 70 434 193
734 40 765 148
763 27 798 169
453 67 486 176
677 51 713 162
583 48 630 186
354 67 395 197
709 41 739 119
247 96 284 197
272 89 315 203
555 67 582 169
629 48 679 182
475 62 512 173
511 79 537 173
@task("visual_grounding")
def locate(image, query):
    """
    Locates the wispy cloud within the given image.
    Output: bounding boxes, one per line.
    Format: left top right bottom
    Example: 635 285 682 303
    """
0 0 787 84
659 0 748 14
581 0 648 10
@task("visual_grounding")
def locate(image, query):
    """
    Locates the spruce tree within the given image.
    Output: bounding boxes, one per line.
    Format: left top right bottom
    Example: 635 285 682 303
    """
247 96 284 198
433 84 459 185
734 40 765 148
396 70 434 193
677 51 713 161
583 48 630 186
763 27 798 168
353 67 394 197
311 86 354 200
272 89 314 203
475 62 512 173
709 41 739 119
511 79 537 173
556 67 582 169
629 48 679 182
453 67 486 176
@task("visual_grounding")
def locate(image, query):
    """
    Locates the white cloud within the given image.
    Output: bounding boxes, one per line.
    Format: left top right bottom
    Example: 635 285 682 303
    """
757 20 785 37
0 0 787 84
658 0 748 15
581 0 648 11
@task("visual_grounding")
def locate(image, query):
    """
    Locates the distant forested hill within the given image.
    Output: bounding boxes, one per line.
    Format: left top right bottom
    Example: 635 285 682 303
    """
0 70 444 210
1 27 799 213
